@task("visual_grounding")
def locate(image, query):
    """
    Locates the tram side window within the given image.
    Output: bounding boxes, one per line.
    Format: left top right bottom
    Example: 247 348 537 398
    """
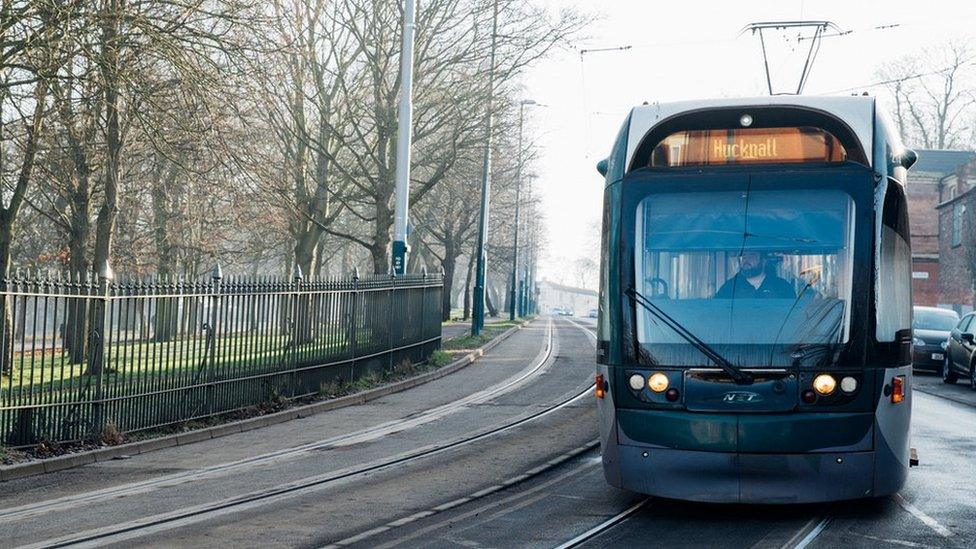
876 184 912 342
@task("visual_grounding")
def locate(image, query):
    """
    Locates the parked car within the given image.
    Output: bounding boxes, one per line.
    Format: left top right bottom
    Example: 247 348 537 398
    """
587 309 598 318
912 306 959 373
550 307 564 316
943 311 976 388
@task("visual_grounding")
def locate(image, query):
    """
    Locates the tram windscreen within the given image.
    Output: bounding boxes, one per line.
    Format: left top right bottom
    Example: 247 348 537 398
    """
634 189 855 367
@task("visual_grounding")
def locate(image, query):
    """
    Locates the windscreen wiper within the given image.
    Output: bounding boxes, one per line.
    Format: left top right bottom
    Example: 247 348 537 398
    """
626 287 754 385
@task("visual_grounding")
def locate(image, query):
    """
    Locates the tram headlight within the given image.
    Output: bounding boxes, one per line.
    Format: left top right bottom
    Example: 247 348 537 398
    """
628 373 645 391
840 376 858 394
813 374 836 396
740 113 753 127
647 372 669 393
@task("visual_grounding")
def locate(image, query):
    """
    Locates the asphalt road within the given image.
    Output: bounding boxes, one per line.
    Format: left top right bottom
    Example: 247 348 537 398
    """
2 316 975 548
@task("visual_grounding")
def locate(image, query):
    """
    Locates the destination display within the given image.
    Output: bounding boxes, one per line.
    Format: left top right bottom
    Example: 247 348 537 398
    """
650 126 847 167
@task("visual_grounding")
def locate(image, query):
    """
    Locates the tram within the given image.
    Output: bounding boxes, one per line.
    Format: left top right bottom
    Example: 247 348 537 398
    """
593 96 917 503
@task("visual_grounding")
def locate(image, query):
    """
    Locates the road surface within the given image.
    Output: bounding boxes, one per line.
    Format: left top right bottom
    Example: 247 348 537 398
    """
1 317 974 548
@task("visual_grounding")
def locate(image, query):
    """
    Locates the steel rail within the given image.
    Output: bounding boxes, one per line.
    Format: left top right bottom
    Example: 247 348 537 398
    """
19 364 593 548
321 320 603 548
553 499 649 549
331 442 602 549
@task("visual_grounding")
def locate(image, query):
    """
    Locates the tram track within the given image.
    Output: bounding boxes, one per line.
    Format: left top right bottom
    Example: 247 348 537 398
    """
0 319 556 524
318 320 604 548
16 319 598 548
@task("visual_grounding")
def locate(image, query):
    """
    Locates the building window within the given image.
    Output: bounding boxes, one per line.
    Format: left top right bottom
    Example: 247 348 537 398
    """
952 203 965 247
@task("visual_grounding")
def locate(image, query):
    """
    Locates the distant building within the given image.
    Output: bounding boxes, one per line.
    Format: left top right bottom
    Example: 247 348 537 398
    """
907 149 975 306
935 157 976 314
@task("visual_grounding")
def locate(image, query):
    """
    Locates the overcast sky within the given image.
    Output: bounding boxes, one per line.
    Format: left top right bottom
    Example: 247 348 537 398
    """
521 0 976 287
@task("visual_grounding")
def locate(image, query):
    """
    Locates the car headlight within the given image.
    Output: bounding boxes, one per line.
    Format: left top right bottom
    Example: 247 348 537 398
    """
813 374 836 396
941 341 948 350
840 376 858 394
647 372 669 393
628 373 645 391
912 337 924 346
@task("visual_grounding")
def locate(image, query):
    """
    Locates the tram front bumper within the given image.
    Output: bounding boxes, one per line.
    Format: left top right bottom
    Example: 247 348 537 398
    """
612 445 875 503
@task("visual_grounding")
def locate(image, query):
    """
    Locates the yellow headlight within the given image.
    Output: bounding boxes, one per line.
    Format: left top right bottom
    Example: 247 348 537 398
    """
647 372 669 393
813 374 836 396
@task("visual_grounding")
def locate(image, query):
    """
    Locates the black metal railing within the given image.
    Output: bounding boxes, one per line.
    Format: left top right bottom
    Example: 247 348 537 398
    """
0 267 443 447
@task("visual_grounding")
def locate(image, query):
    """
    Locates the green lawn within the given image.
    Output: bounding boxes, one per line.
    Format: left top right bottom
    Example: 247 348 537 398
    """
0 329 385 400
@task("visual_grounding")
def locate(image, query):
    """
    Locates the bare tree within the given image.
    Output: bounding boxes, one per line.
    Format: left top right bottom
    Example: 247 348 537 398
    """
877 40 976 149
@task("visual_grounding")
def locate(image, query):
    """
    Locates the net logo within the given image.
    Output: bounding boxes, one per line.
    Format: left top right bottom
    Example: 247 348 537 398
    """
722 391 763 403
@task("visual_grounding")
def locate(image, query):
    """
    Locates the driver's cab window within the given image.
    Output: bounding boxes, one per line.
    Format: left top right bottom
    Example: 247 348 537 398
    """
634 188 856 356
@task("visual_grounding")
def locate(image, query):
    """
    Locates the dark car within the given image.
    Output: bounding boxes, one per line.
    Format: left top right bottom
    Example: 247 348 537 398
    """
912 306 959 373
943 311 976 388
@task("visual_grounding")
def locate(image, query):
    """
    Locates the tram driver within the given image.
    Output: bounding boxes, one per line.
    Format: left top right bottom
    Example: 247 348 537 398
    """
714 251 796 299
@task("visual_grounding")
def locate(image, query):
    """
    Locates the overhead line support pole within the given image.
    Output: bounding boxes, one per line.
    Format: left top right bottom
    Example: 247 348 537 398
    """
472 0 498 336
392 0 416 276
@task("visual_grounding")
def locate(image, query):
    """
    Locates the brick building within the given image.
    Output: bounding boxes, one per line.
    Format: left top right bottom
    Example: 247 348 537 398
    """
906 150 975 306
935 158 976 314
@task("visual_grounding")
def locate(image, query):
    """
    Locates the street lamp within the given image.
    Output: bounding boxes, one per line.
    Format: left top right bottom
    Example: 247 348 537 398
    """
509 99 537 321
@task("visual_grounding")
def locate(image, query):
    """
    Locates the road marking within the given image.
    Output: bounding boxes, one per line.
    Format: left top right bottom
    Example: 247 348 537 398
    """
850 533 936 548
894 493 953 538
552 499 648 549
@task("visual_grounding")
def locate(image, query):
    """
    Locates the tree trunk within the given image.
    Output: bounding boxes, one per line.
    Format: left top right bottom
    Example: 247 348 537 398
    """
92 0 122 284
463 254 475 320
0 78 48 374
440 253 456 322
371 202 393 274
151 162 179 342
64 181 91 363
486 282 498 317
0 236 12 376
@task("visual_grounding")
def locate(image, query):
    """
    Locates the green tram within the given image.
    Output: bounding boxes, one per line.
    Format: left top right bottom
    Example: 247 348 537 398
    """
593 96 917 503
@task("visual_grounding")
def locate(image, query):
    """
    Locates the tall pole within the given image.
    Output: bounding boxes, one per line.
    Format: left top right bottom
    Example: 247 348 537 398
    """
392 0 416 276
509 100 535 321
472 0 498 336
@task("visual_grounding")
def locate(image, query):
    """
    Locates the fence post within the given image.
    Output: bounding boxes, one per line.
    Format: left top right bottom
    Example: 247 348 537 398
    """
349 267 359 381
206 263 222 417
290 264 303 399
420 266 427 354
388 270 395 371
90 261 114 439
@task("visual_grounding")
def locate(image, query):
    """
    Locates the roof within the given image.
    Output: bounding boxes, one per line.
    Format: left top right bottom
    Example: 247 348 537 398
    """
911 149 975 176
625 96 877 169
